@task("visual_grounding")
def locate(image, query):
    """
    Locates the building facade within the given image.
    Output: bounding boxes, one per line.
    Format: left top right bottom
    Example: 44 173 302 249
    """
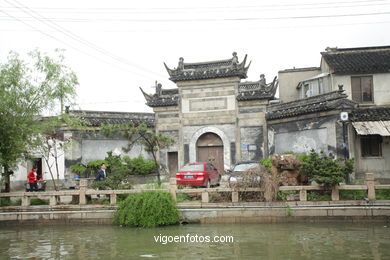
269 46 390 182
141 53 278 175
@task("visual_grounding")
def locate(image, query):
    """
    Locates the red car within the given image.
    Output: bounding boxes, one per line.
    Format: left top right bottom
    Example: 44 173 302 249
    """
176 162 221 188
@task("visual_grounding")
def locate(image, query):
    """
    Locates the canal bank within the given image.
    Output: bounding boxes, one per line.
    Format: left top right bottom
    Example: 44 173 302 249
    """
1 201 389 225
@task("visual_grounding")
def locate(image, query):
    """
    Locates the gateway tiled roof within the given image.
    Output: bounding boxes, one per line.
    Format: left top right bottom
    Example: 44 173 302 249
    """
266 91 357 120
322 46 390 74
140 87 179 108
69 110 155 127
164 53 250 82
350 106 390 122
237 77 278 101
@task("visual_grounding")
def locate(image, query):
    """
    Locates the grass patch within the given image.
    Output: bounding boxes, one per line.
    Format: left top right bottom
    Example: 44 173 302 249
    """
307 190 331 201
176 193 192 202
339 190 367 200
376 189 390 200
30 198 49 205
0 198 21 206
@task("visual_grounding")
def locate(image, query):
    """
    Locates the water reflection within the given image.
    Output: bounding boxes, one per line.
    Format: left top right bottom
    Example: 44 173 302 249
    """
0 223 389 259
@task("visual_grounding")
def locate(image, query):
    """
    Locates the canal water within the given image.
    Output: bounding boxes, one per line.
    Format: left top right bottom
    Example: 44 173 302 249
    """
0 223 389 259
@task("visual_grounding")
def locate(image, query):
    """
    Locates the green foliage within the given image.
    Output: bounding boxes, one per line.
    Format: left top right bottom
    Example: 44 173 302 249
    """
30 198 49 205
286 204 293 216
277 191 297 201
176 193 192 202
0 198 21 206
300 150 353 187
123 155 157 175
114 191 179 228
0 49 78 191
87 160 107 172
260 158 272 168
339 190 367 200
376 189 390 200
100 122 175 185
307 191 331 201
69 162 87 176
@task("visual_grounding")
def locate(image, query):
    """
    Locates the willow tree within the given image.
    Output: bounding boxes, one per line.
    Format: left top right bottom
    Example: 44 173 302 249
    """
0 49 78 192
101 122 175 185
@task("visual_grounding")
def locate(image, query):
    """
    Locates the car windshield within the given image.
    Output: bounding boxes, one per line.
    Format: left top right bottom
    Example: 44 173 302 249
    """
233 163 258 172
179 164 204 171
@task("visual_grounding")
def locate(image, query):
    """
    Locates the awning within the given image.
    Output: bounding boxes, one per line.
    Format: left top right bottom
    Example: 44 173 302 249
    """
352 121 390 136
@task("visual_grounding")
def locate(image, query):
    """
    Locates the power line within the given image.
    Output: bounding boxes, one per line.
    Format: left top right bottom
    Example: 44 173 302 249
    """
1 0 389 11
3 0 165 80
0 8 158 82
1 10 389 23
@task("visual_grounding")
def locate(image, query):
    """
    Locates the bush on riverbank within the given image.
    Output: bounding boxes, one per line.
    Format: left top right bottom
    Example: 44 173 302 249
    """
114 191 179 228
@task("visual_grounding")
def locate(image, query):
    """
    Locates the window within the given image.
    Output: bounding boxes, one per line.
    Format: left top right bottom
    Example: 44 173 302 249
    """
351 76 373 103
361 135 382 157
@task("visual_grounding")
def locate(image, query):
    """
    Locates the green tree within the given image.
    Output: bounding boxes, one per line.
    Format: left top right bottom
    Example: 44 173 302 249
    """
100 122 175 185
0 50 78 192
300 150 354 187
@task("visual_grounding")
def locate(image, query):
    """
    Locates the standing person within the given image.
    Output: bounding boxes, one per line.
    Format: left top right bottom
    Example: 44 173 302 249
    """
27 167 38 192
95 163 106 198
95 163 106 182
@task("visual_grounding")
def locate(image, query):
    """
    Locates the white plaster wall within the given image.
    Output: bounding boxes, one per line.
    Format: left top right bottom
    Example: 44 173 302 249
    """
81 140 152 163
12 144 66 182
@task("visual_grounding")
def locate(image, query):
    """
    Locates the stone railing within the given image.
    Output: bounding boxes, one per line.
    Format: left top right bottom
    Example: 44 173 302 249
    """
0 173 389 206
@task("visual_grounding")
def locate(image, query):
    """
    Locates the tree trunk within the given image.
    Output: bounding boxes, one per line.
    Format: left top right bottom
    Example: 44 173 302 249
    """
2 164 11 193
43 156 58 191
151 151 161 186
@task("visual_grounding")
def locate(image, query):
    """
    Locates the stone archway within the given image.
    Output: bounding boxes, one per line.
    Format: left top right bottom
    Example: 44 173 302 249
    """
189 127 231 171
197 133 224 174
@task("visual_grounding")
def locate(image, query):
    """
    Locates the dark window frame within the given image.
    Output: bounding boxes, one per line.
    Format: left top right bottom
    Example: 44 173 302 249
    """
351 75 374 103
361 135 382 157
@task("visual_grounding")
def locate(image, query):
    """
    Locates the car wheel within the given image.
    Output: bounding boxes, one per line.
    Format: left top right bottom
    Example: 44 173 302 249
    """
215 175 221 187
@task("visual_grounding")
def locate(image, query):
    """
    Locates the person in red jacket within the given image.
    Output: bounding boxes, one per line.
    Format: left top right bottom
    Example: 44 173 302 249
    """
27 167 38 192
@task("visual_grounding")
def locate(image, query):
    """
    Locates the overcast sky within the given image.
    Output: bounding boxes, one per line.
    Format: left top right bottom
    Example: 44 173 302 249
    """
1 0 390 114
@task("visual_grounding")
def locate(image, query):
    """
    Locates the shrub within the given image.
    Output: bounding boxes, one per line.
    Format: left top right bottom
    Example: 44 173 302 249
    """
124 155 157 175
69 162 87 177
114 191 179 228
300 150 353 187
260 158 272 168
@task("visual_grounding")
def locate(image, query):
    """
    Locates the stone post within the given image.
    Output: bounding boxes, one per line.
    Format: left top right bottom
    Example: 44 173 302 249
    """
49 195 57 206
110 193 117 205
169 177 177 201
299 189 307 201
365 173 376 200
21 195 30 206
331 186 340 201
201 191 209 203
79 178 88 205
232 191 239 203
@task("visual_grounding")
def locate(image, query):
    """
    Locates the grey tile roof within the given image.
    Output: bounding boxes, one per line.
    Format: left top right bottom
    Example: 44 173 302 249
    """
237 77 278 101
350 106 390 122
69 110 155 127
322 46 390 74
266 91 357 120
164 54 250 82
